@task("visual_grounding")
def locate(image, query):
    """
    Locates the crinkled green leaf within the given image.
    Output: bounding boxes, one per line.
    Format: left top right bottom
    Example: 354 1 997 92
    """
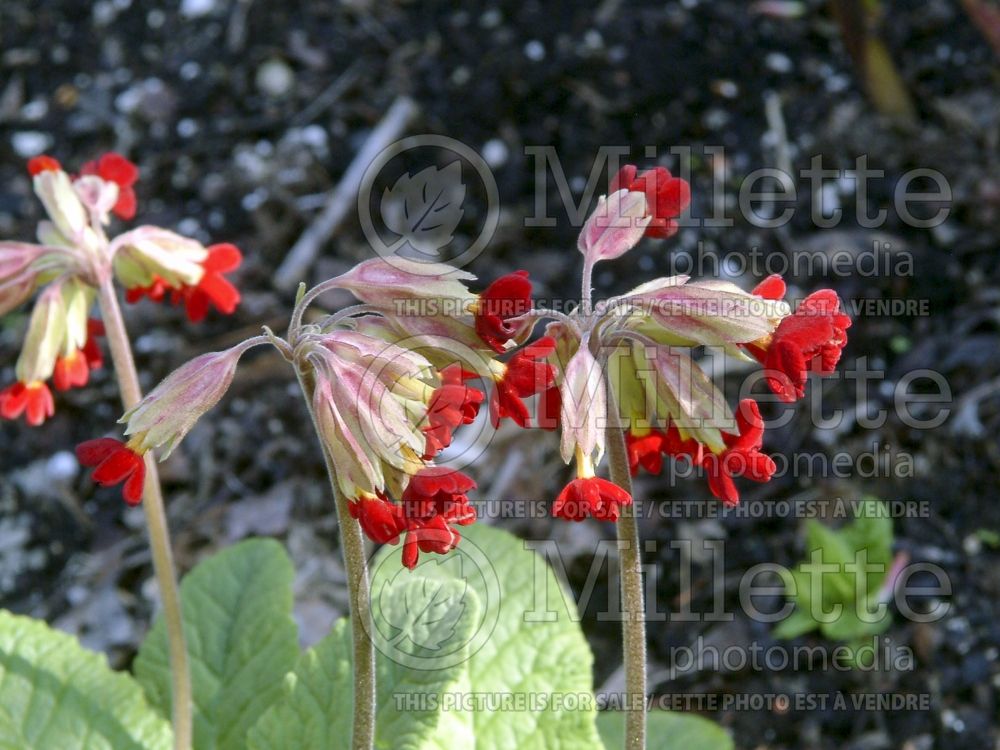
371 523 603 750
247 577 477 750
776 500 894 642
134 539 299 750
596 711 733 750
0 610 172 750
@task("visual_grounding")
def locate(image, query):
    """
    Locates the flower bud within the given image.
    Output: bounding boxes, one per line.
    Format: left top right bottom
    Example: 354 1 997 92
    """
330 257 478 311
121 342 252 457
558 344 607 465
15 283 66 385
0 242 47 316
577 189 650 264
32 168 87 242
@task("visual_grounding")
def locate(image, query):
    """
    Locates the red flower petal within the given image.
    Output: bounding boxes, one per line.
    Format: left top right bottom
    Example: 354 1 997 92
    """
553 477 632 522
752 274 786 300
77 438 147 505
474 271 533 352
27 155 62 176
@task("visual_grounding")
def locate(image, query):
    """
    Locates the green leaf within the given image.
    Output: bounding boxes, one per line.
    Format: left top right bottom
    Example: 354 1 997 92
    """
0 610 172 750
595 711 733 750
772 608 818 640
134 539 299 750
778 500 895 643
370 523 604 750
247 577 477 750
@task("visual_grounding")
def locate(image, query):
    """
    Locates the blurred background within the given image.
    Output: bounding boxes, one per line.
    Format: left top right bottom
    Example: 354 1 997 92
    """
1 1 998 748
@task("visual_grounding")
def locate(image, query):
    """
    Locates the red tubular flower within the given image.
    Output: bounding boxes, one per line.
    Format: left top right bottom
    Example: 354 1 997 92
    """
609 164 691 239
53 350 90 391
27 155 62 176
756 289 851 402
399 467 477 569
553 476 632 522
700 400 776 506
81 153 139 220
0 382 55 426
489 336 557 428
422 364 484 458
126 244 243 322
76 438 146 505
625 429 666 475
182 243 242 322
82 318 105 370
474 271 533 352
349 495 403 544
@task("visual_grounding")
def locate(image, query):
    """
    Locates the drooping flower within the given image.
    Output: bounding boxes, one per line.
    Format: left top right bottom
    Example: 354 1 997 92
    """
399 467 477 569
625 429 666 475
348 494 403 545
421 364 483 458
699 400 777 505
609 164 691 239
473 270 533 352
180 243 243 322
554 477 632 522
489 336 557 427
0 381 55 426
76 438 146 505
744 282 851 402
119 233 243 322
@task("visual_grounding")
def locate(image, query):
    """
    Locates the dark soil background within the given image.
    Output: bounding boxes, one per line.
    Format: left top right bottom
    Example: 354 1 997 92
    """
1 1 998 749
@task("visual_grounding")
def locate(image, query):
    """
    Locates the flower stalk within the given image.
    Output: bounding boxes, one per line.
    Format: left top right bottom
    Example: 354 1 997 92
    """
96 275 192 750
606 397 646 750
296 366 376 750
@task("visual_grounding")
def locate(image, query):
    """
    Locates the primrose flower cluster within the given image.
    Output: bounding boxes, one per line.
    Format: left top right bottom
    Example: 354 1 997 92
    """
74 161 849 569
0 153 243 427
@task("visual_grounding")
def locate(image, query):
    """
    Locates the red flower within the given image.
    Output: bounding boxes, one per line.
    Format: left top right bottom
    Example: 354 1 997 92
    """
399 467 477 569
422 364 484 458
0 381 55 426
754 289 851 402
52 319 105 392
609 164 691 239
81 153 139 220
127 244 243 322
82 318 105 370
76 438 146 505
27 155 62 176
625 429 666 475
474 271 533 352
349 495 403 544
553 476 632 522
489 336 557 428
53 350 90 391
700 400 776 506
536 383 562 430
183 243 242 322
752 274 786 300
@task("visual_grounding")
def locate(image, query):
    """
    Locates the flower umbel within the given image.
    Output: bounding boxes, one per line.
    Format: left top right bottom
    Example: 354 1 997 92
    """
0 153 244 427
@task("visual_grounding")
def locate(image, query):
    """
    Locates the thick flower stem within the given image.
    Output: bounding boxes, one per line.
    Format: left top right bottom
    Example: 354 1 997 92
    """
296 368 376 750
96 277 192 750
606 415 646 750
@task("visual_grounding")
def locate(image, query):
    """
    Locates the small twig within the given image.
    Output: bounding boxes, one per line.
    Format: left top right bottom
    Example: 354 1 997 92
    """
274 96 419 291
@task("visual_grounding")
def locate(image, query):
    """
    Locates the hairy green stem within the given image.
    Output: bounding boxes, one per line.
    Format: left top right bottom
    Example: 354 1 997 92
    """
606 401 646 750
97 277 192 750
296 368 376 750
